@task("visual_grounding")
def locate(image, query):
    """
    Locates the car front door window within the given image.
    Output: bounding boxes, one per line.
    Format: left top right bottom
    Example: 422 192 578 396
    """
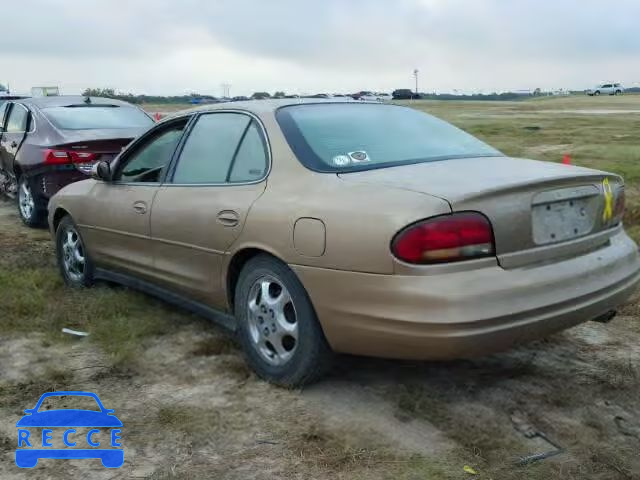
115 122 186 183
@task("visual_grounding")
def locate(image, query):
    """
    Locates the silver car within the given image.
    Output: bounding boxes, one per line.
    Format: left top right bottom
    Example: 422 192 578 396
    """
587 83 624 96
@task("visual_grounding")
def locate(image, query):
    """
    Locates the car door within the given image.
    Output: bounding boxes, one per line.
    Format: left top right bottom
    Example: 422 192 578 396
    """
0 103 30 177
80 117 189 279
149 111 269 306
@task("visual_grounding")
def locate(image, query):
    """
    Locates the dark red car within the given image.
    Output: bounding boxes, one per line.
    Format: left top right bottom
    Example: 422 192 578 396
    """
0 96 153 226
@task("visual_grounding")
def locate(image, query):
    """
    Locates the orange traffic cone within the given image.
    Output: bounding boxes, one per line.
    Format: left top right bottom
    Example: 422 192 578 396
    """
562 154 571 165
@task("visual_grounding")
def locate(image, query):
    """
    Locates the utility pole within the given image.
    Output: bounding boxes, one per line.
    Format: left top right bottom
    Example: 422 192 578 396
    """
220 83 231 98
413 69 419 97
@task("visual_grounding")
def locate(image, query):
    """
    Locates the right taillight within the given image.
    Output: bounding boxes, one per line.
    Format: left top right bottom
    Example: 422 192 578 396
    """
391 212 495 264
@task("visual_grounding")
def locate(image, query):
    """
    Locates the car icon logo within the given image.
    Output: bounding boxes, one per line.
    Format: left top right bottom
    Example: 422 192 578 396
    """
15 391 123 468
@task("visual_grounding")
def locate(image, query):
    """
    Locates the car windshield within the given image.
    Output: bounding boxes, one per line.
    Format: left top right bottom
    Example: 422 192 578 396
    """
276 103 502 172
43 105 153 130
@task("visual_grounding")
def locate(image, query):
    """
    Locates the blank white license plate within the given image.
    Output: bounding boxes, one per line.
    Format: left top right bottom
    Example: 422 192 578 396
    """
531 198 594 245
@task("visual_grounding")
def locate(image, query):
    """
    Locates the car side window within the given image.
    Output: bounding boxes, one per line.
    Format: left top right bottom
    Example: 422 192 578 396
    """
172 113 251 184
114 121 186 183
228 121 268 182
5 104 29 133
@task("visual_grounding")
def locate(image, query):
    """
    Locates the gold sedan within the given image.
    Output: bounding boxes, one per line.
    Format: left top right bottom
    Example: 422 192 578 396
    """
48 100 640 386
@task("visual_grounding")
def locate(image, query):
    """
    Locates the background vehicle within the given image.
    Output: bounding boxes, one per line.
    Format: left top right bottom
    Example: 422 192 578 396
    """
587 83 624 95
0 96 153 227
351 91 374 100
31 86 60 97
357 92 392 102
392 89 420 99
49 100 639 387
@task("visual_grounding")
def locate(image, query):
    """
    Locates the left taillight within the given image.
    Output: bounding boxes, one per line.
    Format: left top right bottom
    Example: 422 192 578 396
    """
43 149 98 165
391 212 496 264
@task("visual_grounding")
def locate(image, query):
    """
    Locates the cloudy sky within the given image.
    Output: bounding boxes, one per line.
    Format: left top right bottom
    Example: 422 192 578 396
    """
2 0 639 96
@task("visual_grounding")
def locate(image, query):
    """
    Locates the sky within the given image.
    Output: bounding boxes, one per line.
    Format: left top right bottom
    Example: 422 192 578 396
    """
2 0 639 97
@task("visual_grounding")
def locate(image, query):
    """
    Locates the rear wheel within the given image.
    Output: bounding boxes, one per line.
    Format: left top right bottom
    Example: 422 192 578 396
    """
17 176 46 227
615 90 622 96
234 254 333 386
56 215 94 287
594 90 601 96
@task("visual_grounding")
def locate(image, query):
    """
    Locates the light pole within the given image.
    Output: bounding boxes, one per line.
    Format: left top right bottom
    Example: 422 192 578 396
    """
220 83 231 98
413 69 419 97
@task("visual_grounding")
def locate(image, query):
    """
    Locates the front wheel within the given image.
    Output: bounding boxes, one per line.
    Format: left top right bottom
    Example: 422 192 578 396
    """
235 254 333 387
17 177 46 227
594 90 601 96
56 216 94 287
615 90 622 96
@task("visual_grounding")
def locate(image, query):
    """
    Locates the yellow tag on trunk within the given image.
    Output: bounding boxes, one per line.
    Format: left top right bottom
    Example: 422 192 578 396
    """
602 178 613 223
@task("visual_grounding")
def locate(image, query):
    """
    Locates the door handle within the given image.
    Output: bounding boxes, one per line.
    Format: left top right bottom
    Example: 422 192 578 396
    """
216 210 239 227
10 141 17 148
132 201 147 214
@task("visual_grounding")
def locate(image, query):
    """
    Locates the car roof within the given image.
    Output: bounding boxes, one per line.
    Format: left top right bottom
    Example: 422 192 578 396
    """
18 95 136 108
164 98 376 120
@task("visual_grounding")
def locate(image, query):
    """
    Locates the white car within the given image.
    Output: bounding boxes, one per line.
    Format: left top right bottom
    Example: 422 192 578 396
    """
359 92 392 102
587 83 624 96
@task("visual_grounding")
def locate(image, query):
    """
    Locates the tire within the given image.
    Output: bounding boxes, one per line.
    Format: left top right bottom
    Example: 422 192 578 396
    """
17 176 46 227
615 90 622 96
594 90 600 96
55 215 94 287
234 254 333 387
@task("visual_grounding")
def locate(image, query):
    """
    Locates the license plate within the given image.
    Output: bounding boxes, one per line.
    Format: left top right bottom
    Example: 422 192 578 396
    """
531 197 595 245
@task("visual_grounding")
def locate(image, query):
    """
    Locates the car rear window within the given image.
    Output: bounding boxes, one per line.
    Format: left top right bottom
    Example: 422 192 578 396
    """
42 105 153 130
276 103 502 172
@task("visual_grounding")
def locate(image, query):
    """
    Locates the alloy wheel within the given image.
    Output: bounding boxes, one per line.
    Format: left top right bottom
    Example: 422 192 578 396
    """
18 180 35 220
246 275 298 366
61 226 86 283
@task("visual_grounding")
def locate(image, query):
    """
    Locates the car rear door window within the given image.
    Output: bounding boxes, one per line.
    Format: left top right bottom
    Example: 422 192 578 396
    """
5 104 29 132
115 121 186 183
172 113 251 184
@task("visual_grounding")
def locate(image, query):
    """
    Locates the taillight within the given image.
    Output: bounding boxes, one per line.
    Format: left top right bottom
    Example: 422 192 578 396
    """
43 149 98 165
391 212 495 264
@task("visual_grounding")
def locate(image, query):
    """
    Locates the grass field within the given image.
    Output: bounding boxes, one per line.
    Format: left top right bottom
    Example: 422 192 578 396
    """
1 95 639 479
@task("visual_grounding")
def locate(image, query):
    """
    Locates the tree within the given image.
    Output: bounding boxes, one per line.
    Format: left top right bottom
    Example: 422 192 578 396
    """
251 92 271 100
533 87 542 96
273 91 286 98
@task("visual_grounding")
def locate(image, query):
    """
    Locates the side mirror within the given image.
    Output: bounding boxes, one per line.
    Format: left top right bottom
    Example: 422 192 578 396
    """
91 161 111 182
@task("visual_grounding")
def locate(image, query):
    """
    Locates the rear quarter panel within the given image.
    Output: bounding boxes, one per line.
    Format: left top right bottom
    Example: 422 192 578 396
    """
226 114 451 275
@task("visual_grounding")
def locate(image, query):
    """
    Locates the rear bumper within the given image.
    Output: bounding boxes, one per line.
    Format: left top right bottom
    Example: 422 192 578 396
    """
293 229 640 360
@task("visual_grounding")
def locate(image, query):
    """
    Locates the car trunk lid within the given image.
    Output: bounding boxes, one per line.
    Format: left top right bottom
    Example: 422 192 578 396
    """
338 156 624 266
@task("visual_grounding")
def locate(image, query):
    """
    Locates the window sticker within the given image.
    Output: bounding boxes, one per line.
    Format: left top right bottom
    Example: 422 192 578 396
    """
348 151 370 163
